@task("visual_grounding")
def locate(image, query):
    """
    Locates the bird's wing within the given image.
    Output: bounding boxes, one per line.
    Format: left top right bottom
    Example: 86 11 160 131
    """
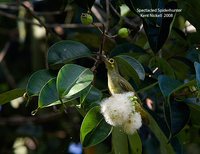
118 77 134 92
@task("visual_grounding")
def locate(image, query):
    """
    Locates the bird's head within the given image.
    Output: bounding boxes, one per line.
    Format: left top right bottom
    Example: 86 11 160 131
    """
102 56 117 71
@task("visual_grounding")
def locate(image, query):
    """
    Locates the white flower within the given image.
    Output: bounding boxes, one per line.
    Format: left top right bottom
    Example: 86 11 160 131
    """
100 92 142 134
123 112 142 134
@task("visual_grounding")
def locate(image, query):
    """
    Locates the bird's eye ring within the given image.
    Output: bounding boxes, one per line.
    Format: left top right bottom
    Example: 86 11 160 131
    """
109 58 114 64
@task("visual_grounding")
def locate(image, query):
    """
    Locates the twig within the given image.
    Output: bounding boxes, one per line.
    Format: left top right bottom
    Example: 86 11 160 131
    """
109 3 139 29
20 3 61 40
0 42 9 62
0 10 39 26
0 43 16 88
91 24 106 72
0 9 103 29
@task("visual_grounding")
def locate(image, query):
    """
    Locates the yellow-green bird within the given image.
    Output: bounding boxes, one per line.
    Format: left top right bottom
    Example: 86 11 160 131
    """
103 56 148 154
103 56 148 121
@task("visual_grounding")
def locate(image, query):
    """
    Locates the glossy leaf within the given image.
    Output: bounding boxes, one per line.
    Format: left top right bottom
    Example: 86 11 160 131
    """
112 127 129 154
80 106 112 147
38 78 61 108
26 69 55 96
0 88 25 105
128 132 142 154
48 40 91 68
115 55 145 80
57 64 94 99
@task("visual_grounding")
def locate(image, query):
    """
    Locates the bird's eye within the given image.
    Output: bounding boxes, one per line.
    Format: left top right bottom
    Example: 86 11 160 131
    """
109 58 115 64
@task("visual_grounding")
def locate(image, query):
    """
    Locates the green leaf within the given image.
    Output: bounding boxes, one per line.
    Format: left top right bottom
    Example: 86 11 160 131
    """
112 127 129 154
38 78 61 108
194 62 200 89
128 132 142 154
56 64 94 99
47 40 91 68
80 106 112 147
26 69 55 97
0 88 25 105
115 55 145 82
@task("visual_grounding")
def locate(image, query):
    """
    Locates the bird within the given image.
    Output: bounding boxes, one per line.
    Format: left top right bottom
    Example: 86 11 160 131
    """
103 56 148 122
102 56 149 154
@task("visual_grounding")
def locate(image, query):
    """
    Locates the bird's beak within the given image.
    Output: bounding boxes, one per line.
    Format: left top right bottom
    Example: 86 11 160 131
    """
101 55 110 68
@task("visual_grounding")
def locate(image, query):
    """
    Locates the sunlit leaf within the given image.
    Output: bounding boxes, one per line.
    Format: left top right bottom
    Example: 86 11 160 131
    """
128 132 142 154
57 64 94 99
112 127 129 154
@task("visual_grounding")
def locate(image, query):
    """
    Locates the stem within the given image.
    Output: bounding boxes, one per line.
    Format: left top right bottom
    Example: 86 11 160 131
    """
91 23 106 72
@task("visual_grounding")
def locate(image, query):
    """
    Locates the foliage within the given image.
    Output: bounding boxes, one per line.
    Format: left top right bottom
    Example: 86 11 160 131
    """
0 0 200 153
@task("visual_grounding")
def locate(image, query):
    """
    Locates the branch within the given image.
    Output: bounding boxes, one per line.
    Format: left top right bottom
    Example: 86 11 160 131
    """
20 3 61 40
0 9 103 29
91 24 106 72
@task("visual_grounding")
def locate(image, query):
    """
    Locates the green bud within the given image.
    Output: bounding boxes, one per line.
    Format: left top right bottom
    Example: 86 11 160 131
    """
81 13 93 25
118 27 129 38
